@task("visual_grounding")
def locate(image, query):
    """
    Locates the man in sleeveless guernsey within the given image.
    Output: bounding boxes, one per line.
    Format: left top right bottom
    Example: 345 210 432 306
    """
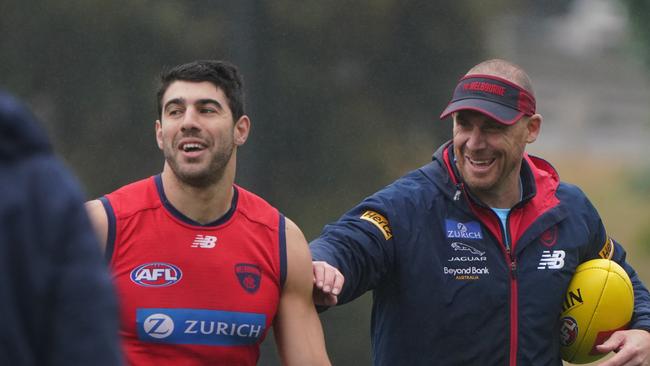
85 60 331 366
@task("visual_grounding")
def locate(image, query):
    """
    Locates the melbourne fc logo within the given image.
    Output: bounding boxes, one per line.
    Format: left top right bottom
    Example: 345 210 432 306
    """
130 262 183 287
235 263 261 294
559 316 578 346
540 226 558 247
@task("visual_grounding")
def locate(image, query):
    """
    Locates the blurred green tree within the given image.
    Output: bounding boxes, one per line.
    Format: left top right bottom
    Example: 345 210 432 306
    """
622 0 650 254
624 0 650 73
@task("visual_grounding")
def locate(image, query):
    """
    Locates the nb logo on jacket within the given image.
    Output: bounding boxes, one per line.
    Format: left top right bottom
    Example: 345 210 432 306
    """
538 250 566 269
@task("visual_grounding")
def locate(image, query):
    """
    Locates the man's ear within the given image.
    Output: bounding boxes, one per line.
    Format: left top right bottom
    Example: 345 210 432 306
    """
234 115 251 146
526 114 542 144
155 120 163 150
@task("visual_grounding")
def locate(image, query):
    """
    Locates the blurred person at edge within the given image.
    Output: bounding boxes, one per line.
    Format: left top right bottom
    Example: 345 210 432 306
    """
85 60 331 366
0 90 122 365
310 59 650 366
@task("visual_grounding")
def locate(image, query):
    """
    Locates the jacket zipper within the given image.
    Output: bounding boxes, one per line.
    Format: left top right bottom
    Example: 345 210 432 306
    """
449 147 525 365
456 181 520 365
453 184 462 201
501 210 518 366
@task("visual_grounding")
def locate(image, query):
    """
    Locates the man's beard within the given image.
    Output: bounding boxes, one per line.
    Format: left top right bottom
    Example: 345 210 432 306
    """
165 143 234 188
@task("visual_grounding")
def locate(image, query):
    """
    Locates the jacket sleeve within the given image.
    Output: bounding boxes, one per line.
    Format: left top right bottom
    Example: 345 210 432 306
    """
32 157 123 366
610 237 650 331
310 192 398 305
585 199 650 331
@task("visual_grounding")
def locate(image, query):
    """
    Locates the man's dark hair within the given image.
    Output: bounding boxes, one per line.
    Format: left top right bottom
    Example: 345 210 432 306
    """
156 60 245 121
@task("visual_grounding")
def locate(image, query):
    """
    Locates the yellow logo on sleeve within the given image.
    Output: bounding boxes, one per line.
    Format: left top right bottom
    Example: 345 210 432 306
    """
598 237 614 259
360 210 393 240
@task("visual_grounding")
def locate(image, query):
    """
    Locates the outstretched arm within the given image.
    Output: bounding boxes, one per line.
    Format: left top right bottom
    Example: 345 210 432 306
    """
274 218 331 366
309 196 399 307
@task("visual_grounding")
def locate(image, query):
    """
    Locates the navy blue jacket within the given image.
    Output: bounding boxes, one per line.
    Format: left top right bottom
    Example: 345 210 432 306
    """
0 91 122 365
310 142 650 366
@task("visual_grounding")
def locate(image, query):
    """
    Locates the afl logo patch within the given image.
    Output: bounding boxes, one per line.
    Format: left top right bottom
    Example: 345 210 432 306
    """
559 316 578 347
235 263 261 293
131 262 183 287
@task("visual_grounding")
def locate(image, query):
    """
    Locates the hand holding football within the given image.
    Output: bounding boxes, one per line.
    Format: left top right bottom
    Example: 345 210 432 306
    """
559 259 634 364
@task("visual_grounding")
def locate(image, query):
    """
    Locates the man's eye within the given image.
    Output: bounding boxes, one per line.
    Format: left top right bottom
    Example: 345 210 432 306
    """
485 124 505 132
457 121 470 129
200 108 216 114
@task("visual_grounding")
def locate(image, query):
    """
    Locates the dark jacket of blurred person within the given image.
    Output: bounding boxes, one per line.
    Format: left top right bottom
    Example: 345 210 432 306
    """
0 90 122 365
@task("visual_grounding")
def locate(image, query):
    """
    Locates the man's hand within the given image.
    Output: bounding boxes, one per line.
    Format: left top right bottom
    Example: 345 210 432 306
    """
596 329 650 365
312 261 344 307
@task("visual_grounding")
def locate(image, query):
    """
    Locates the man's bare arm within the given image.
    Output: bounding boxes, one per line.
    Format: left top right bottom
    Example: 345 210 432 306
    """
273 217 331 366
85 200 108 253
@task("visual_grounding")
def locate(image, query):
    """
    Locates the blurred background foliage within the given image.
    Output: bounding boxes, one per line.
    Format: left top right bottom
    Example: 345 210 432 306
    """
624 0 650 73
613 0 650 259
1 0 649 365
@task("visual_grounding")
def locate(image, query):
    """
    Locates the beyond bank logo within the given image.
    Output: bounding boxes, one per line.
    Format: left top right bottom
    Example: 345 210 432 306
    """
137 308 266 346
445 220 483 240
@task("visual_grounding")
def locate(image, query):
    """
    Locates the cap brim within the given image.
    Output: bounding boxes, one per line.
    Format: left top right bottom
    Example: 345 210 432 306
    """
439 99 524 125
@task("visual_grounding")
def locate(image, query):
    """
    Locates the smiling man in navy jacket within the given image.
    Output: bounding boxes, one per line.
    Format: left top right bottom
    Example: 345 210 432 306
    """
310 59 650 365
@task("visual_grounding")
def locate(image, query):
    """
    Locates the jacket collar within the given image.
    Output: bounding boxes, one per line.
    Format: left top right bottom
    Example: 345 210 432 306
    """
429 141 560 207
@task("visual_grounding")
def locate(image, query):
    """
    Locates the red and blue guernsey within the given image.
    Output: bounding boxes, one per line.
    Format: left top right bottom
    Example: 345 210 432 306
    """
100 175 286 366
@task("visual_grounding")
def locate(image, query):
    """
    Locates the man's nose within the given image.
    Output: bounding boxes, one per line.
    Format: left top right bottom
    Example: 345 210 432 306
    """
466 127 486 149
180 107 201 132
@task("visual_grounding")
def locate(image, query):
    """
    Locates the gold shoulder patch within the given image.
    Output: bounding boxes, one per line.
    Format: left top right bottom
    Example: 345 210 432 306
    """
360 210 393 240
598 237 614 259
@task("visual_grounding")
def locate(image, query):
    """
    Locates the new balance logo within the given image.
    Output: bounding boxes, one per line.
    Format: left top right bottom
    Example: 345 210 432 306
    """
191 235 217 249
538 250 565 269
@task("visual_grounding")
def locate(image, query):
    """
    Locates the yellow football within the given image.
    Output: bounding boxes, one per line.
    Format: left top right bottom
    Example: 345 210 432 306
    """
560 259 634 364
